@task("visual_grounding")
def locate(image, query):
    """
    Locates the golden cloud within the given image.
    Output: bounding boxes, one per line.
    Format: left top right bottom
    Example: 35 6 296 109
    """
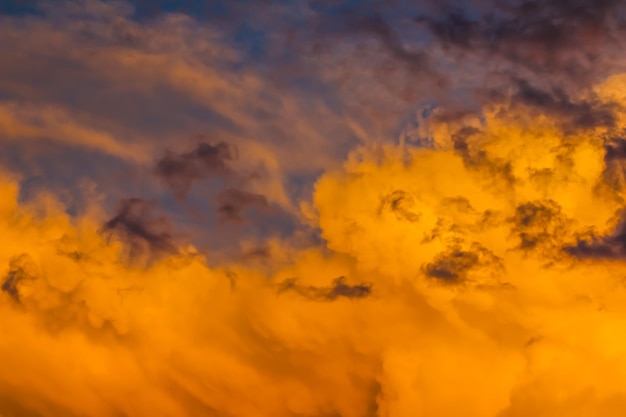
3 72 626 416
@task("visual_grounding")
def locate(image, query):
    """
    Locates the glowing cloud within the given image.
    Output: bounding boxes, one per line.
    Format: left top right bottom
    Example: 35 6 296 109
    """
3 1 626 416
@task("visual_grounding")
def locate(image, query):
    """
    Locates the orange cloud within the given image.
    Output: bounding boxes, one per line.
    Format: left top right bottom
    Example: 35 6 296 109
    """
4 1 626 415
2 73 626 416
0 102 151 163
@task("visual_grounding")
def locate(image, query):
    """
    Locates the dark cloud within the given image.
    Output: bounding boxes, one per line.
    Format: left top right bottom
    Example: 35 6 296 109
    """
155 142 234 199
417 0 626 84
509 200 570 252
377 190 420 222
605 137 626 162
565 210 626 260
243 245 271 259
215 188 269 224
342 14 431 73
1 254 38 302
423 243 502 284
101 198 178 259
277 276 372 301
565 236 620 259
508 79 617 130
603 137 626 189
313 2 445 85
424 249 481 283
416 7 478 49
301 0 626 152
450 127 517 191
451 126 481 158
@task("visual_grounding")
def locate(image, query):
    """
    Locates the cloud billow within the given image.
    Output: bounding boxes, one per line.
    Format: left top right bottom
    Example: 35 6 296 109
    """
3 0 626 416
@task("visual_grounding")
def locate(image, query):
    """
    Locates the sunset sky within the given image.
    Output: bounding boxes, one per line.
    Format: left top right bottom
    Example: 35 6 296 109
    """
2 0 626 416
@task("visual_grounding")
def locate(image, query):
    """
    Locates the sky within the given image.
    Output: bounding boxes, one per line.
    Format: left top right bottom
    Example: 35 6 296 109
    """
2 0 626 416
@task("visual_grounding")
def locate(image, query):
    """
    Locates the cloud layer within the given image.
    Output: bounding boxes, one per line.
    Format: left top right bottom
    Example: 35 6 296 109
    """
3 1 626 416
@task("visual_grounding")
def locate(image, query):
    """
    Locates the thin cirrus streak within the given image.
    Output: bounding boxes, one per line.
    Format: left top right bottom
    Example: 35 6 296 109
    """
2 0 626 416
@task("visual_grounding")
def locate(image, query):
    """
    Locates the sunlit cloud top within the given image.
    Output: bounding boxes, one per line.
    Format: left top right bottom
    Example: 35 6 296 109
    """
2 1 626 416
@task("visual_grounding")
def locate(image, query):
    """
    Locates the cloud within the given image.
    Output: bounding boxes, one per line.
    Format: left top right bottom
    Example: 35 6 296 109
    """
416 0 626 84
155 142 234 199
1 254 38 302
423 243 502 285
101 198 178 259
215 188 269 224
322 10 435 77
509 200 571 252
605 137 626 162
277 276 372 301
564 209 626 260
0 102 151 163
377 190 421 223
6 1 626 416
1 74 626 415
508 79 618 130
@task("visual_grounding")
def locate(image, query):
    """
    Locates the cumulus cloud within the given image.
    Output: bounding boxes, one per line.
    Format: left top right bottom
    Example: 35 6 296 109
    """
2 72 626 415
4 1 626 416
